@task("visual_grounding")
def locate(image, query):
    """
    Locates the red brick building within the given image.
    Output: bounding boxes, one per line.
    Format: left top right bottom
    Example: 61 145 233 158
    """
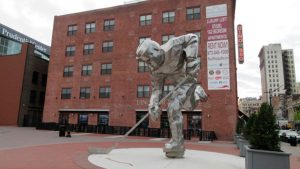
43 0 237 140
0 23 50 126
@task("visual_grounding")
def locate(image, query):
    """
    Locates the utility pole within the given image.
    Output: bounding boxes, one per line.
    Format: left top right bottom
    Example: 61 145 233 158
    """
264 89 273 106
264 84 285 107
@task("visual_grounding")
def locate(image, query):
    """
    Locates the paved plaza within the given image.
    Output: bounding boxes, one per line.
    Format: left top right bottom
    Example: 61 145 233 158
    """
0 126 299 169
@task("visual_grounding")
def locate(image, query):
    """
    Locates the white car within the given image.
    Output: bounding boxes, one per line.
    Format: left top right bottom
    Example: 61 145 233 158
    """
279 130 300 142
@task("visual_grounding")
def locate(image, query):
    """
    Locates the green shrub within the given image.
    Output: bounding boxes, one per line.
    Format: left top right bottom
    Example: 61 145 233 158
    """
249 102 280 151
236 118 245 135
243 113 257 140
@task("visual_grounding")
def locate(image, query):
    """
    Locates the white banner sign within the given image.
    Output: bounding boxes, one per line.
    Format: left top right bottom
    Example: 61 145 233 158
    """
207 40 230 90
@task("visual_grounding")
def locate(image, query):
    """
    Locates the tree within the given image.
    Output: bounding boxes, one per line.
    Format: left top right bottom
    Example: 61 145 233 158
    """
249 103 280 151
243 113 257 140
295 112 300 121
236 117 245 135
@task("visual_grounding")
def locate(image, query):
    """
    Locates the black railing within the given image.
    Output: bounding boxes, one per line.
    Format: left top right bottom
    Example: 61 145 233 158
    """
36 123 217 141
198 130 217 141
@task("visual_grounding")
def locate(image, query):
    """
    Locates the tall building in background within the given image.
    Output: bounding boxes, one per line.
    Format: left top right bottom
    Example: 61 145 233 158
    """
43 0 238 140
0 23 50 126
259 44 297 104
282 49 297 95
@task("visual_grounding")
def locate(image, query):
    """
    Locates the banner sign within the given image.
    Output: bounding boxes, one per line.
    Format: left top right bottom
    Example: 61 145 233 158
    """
207 40 230 90
206 4 230 90
237 24 244 64
0 23 50 55
206 4 227 18
207 16 228 41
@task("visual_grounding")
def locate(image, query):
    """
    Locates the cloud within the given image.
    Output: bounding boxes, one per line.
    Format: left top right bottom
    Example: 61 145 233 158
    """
235 0 300 98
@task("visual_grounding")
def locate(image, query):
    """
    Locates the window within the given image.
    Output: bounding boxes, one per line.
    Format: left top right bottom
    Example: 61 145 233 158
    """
0 37 22 55
138 61 149 72
29 90 37 104
186 7 200 20
102 41 113 52
161 34 175 44
83 43 94 55
139 37 151 44
39 92 45 106
61 88 72 99
140 14 152 26
187 31 201 42
101 63 112 75
65 46 75 56
136 112 149 128
81 64 92 76
78 114 88 125
41 74 47 86
32 71 39 84
163 84 174 96
80 87 91 99
137 85 150 98
99 86 111 98
104 19 115 31
162 11 175 23
85 22 96 33
161 112 169 128
98 112 109 125
67 25 77 36
63 66 73 77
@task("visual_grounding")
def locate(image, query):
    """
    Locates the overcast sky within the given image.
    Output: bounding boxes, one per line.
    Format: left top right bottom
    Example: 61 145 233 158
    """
0 0 299 99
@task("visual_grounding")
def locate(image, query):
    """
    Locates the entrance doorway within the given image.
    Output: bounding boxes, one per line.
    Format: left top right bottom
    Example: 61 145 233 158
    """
187 112 202 137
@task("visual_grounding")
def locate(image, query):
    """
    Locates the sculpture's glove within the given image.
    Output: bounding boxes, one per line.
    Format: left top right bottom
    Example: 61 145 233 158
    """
186 73 197 83
148 105 162 121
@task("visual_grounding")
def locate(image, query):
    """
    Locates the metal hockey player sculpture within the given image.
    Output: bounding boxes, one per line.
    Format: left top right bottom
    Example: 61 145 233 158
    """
136 34 208 158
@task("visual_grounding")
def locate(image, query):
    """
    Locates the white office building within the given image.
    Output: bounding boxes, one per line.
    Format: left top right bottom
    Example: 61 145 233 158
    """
258 44 297 104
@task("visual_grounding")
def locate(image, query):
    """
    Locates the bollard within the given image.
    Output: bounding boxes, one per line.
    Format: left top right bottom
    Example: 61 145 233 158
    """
66 130 71 137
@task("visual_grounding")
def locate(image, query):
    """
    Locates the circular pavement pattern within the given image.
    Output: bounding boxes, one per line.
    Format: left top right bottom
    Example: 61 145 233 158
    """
88 148 245 169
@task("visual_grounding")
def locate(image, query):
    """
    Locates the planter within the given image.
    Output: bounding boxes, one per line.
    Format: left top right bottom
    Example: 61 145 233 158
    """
237 136 245 149
245 145 291 169
234 134 240 144
239 139 249 157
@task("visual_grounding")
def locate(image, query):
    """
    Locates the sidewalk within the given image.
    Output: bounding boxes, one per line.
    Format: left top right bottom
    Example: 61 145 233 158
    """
0 126 299 169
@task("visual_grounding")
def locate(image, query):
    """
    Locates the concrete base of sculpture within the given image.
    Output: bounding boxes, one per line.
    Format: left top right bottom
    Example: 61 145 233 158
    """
88 148 245 169
163 146 185 158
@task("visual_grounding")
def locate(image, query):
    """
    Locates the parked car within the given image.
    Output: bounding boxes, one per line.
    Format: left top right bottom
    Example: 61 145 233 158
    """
279 129 300 143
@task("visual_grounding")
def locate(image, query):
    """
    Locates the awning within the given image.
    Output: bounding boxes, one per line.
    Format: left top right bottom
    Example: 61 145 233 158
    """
59 109 109 112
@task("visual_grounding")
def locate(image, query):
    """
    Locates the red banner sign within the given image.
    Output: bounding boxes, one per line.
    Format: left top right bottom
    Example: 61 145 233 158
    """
237 24 244 64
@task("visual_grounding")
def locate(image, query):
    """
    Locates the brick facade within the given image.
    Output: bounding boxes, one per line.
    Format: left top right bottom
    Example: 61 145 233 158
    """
43 0 237 140
0 43 49 126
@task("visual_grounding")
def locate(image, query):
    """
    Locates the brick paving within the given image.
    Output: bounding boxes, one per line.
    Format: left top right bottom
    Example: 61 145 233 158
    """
0 126 299 169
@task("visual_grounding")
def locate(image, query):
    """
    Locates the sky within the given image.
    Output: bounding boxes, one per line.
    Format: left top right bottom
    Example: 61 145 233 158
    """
0 0 299 99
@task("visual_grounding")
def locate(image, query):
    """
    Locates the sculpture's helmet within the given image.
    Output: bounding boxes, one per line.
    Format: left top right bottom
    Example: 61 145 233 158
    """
136 39 160 60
